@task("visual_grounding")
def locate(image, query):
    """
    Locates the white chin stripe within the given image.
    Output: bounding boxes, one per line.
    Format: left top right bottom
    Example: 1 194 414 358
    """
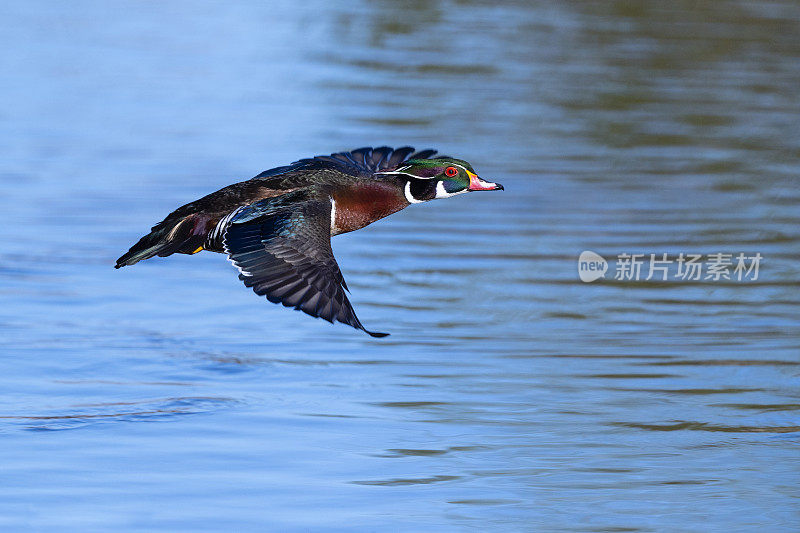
404 180 426 204
435 181 467 199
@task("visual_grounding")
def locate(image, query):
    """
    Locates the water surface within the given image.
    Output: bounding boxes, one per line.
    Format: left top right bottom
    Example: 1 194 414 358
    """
1 1 798 531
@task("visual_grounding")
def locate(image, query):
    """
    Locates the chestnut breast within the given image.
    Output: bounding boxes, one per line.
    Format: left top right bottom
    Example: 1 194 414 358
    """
331 181 408 235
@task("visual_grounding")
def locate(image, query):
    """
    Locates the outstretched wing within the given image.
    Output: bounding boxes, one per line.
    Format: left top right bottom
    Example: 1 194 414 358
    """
223 194 388 337
252 146 440 181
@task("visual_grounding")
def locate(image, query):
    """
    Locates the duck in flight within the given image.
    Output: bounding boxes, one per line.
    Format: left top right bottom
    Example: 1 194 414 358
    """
116 146 503 337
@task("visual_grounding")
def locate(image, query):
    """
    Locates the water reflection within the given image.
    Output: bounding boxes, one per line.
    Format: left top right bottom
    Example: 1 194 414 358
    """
3 396 236 431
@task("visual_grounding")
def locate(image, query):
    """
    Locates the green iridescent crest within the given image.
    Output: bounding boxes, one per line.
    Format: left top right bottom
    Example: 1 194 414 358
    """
402 157 476 178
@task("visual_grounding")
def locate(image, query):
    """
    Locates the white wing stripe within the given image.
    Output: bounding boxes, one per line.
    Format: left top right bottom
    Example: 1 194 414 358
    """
211 206 245 243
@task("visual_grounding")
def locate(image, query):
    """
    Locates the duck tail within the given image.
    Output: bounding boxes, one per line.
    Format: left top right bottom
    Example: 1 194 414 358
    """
115 214 209 268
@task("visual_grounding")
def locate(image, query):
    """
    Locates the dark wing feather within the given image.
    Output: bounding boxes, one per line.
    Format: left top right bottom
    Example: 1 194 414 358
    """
385 146 416 168
223 196 388 337
252 146 438 180
368 146 393 169
349 147 372 167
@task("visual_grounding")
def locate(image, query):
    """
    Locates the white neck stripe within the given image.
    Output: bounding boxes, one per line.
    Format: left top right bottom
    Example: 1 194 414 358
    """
404 180 425 204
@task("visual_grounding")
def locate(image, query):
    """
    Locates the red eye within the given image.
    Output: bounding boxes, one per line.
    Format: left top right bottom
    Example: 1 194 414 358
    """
445 166 458 177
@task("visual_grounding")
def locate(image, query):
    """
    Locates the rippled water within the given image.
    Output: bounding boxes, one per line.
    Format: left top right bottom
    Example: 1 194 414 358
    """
1 1 799 531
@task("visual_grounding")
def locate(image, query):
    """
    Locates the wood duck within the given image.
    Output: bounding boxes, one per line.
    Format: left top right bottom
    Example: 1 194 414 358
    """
116 146 503 337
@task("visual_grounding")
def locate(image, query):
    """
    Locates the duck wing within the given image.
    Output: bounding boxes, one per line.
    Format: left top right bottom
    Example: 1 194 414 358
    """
252 146 439 181
223 192 387 337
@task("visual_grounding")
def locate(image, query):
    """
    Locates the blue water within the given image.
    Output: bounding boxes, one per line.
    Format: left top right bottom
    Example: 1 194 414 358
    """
1 1 799 531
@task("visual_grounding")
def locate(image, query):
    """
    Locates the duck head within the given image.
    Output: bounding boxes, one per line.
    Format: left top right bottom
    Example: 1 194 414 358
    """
376 157 503 204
